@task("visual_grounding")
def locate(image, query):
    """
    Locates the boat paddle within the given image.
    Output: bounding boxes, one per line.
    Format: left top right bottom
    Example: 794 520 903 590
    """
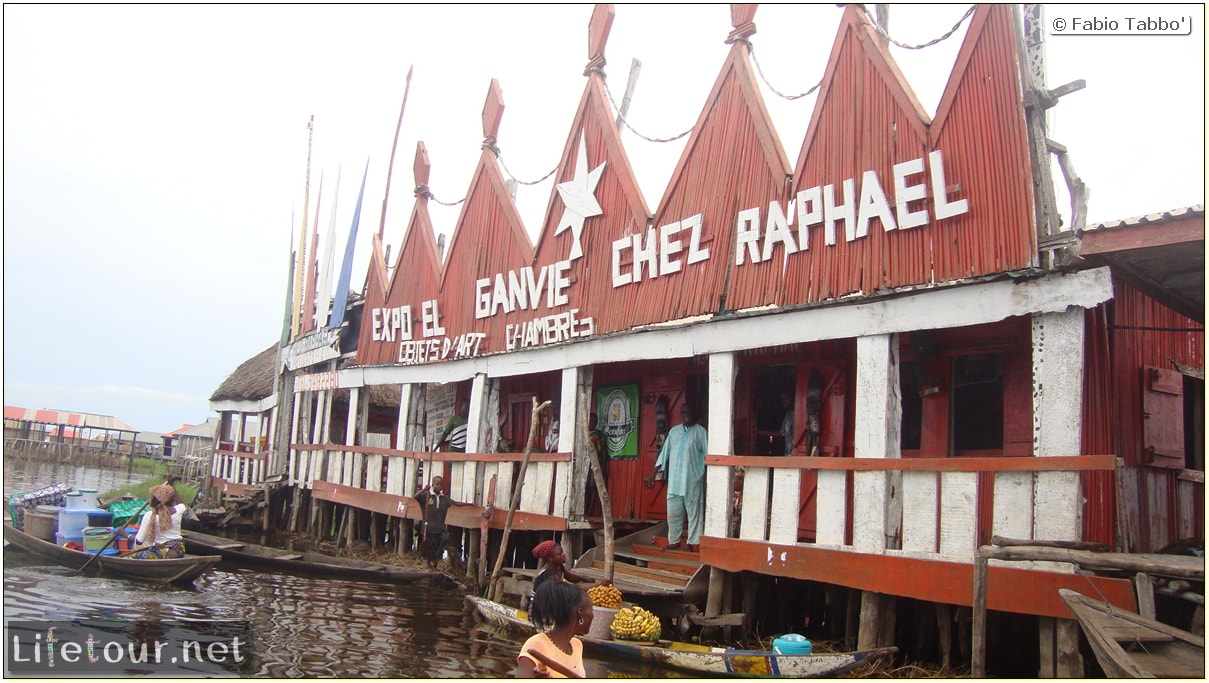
524 648 584 678
75 496 151 573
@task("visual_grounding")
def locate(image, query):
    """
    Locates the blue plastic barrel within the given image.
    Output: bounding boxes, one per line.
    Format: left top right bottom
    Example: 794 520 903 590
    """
772 633 812 655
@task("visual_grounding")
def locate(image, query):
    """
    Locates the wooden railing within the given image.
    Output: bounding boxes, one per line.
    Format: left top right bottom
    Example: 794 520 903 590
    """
211 448 267 492
705 454 1118 564
287 444 574 520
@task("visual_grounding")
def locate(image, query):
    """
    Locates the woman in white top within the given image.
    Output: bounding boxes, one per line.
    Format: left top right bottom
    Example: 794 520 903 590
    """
131 484 187 559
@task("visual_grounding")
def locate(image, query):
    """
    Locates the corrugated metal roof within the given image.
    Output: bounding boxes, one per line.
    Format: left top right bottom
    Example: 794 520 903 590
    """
1082 204 1204 232
1076 204 1204 323
3 405 139 432
162 423 195 438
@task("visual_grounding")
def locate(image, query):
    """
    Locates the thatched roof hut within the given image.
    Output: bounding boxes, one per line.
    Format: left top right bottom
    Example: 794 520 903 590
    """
210 344 277 402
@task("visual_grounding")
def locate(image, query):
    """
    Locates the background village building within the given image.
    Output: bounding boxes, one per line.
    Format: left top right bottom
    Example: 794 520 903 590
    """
4 405 147 460
205 4 1204 675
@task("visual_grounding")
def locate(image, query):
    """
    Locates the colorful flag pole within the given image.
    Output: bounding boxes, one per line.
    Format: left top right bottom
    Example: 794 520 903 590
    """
328 159 369 330
302 173 323 334
291 115 315 342
316 166 342 328
280 212 297 348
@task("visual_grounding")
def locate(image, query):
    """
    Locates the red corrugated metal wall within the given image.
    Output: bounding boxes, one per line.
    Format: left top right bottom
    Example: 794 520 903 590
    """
438 155 536 346
355 235 391 364
357 5 1039 368
356 181 445 366
1111 279 1204 550
1112 280 1204 467
929 4 1036 280
530 77 650 337
610 41 792 330
1082 305 1116 546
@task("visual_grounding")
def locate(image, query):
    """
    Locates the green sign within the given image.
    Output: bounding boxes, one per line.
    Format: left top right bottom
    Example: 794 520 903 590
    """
596 384 638 459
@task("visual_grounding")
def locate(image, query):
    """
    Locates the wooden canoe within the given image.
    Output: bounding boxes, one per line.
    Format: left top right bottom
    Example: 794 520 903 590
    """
3 524 220 585
181 529 435 583
1060 589 1204 678
466 595 896 678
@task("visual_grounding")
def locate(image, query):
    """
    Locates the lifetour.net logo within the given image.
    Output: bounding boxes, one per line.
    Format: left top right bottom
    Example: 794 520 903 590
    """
5 620 254 676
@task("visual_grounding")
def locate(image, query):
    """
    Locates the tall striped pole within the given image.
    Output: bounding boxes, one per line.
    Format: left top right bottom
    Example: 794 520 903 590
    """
291 115 315 341
378 65 414 243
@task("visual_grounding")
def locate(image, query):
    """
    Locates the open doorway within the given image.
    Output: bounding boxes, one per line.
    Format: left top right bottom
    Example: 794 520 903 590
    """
752 365 797 456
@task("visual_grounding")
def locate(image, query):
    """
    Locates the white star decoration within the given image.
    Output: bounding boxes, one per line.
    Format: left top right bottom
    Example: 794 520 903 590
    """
554 133 606 261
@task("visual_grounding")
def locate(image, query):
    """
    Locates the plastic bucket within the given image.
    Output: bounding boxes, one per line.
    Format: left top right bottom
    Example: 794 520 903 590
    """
772 634 812 655
588 606 619 640
83 527 114 551
64 492 87 510
35 504 60 515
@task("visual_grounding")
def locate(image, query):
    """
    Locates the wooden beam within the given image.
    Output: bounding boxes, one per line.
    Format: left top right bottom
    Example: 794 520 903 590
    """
705 454 1116 472
702 537 1135 619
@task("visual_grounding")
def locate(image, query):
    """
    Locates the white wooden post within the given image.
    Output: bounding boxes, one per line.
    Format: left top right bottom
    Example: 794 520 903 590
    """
853 333 902 552
346 387 360 449
554 367 581 518
705 351 736 539
1032 309 1085 542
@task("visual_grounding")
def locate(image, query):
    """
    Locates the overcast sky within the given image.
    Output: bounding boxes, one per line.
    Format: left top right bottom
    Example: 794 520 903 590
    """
4 4 1204 434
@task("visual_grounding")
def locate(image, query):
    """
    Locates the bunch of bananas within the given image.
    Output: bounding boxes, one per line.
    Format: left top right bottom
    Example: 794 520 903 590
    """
609 606 661 641
588 583 623 608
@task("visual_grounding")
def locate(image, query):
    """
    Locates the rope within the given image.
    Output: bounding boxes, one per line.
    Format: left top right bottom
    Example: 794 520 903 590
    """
498 154 558 186
408 6 975 207
737 37 822 101
589 66 693 143
862 5 977 50
414 184 465 207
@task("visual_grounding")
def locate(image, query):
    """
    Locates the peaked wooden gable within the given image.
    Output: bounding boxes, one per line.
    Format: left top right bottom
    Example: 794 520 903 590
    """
784 4 1033 305
785 4 933 304
351 4 1042 370
357 142 447 366
435 80 537 355
929 3 1036 279
528 4 651 337
614 7 794 329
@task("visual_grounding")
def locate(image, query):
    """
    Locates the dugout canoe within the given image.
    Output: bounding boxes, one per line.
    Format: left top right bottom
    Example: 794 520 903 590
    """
3 523 219 585
1060 589 1204 678
181 529 435 583
466 595 896 678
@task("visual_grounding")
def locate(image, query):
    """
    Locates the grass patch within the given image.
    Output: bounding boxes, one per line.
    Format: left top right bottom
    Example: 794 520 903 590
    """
101 477 199 506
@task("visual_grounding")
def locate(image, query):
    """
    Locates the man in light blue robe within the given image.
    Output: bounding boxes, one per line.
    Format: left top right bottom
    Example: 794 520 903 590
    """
646 404 708 552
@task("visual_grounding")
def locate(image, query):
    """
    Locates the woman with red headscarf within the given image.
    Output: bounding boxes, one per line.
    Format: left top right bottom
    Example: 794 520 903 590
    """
528 540 609 618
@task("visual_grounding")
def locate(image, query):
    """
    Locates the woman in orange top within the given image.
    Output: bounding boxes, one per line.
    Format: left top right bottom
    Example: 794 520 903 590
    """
516 581 594 678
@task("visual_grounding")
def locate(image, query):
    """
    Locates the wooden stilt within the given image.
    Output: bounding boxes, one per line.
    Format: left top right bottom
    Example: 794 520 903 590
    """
858 591 895 650
936 603 952 669
1038 617 1056 678
845 587 860 650
877 594 896 652
1056 620 1082 677
741 572 759 638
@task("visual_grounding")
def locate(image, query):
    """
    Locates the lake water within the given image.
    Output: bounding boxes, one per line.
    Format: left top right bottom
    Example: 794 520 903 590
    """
2 460 682 677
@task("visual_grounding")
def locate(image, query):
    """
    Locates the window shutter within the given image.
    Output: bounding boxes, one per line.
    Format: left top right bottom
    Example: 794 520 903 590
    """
1143 366 1184 468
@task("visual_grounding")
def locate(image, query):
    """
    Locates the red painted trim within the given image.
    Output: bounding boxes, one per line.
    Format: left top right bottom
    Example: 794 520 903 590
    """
701 537 1136 619
211 477 250 496
705 454 1117 472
